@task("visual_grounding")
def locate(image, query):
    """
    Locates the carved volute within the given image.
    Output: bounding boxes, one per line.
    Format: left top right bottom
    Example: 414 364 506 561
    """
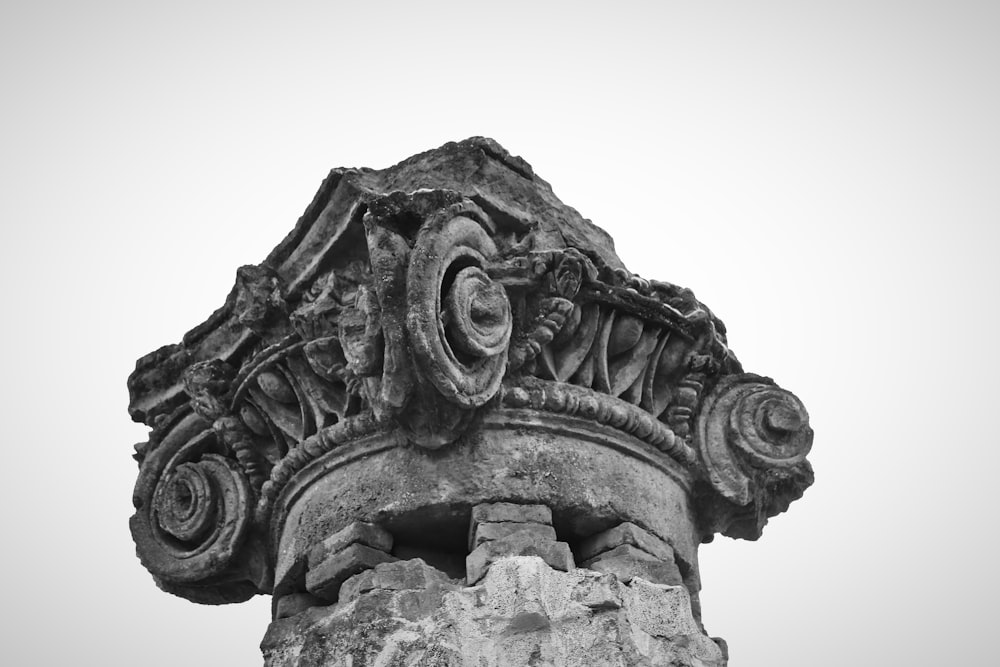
127 138 814 665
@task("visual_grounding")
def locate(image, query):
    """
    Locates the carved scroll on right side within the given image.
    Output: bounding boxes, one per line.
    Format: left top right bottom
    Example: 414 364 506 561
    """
695 373 814 540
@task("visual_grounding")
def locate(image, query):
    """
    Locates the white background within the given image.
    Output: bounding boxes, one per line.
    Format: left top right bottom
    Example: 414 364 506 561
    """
2 1 998 665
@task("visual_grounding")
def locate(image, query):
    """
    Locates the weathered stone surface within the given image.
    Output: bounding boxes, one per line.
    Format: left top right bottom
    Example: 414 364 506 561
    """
262 556 724 667
339 559 456 603
472 521 557 549
624 576 702 639
466 530 575 584
583 544 684 586
579 521 674 562
273 425 703 599
471 502 553 526
273 592 325 620
307 521 393 565
305 543 396 602
570 570 623 611
127 138 816 664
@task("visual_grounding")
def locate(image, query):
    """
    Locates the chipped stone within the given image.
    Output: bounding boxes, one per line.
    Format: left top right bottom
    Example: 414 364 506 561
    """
272 592 324 620
262 555 726 667
579 521 674 561
571 570 623 610
582 544 684 586
470 520 557 549
339 558 455 602
623 577 702 639
306 521 393 567
466 531 574 584
305 543 396 601
471 502 553 526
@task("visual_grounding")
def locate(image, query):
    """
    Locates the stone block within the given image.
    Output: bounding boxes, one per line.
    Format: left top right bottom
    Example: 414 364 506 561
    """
622 577 701 638
471 502 552 526
339 558 455 602
263 553 725 667
470 521 557 550
305 543 397 601
466 530 574 583
579 521 674 562
582 544 683 586
570 571 623 610
273 592 325 620
307 521 393 568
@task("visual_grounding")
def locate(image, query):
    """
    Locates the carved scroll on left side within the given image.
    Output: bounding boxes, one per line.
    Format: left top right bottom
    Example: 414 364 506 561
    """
130 413 265 603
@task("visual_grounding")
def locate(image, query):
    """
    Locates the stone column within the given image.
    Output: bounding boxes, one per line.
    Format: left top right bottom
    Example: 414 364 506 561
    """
128 138 814 666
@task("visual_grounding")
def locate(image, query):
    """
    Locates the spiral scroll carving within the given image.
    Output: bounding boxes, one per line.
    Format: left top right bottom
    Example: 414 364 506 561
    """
406 212 512 408
149 455 251 579
126 142 821 624
131 415 254 595
696 373 813 509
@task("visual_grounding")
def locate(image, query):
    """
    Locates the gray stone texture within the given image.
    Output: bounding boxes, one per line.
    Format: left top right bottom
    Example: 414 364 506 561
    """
339 559 457 603
126 138 817 664
582 544 684 587
274 593 325 621
262 556 725 667
271 423 703 602
471 522 558 550
471 502 554 526
309 521 394 563
579 521 675 562
306 544 396 602
466 532 575 585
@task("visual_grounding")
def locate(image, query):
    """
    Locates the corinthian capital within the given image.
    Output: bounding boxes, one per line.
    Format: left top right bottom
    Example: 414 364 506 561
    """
127 138 814 665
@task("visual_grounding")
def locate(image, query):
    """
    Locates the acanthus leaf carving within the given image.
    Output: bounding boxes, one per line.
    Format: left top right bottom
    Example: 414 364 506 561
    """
338 284 387 410
128 140 815 611
504 249 594 374
362 215 415 418
234 265 288 336
184 359 270 488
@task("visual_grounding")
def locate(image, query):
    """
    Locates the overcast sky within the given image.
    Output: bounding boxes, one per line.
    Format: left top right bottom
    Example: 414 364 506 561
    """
2 1 998 665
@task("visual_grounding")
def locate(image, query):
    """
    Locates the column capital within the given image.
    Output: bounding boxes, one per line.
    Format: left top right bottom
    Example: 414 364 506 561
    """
127 138 813 663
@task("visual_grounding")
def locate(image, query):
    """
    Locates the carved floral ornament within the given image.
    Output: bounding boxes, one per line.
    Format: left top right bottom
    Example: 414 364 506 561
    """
128 139 813 604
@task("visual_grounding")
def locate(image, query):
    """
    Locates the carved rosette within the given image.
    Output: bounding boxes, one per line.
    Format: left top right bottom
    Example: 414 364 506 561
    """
128 141 814 607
